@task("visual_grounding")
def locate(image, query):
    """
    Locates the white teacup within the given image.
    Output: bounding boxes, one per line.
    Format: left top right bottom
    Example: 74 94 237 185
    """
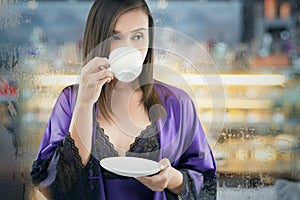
108 47 143 82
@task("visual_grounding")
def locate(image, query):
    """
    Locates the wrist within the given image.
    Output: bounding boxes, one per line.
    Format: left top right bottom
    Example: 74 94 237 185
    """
75 100 95 110
76 92 97 108
167 167 183 194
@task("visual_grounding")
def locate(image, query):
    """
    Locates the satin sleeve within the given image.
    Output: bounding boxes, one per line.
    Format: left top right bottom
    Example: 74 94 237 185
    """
155 82 217 200
179 98 217 200
35 85 77 160
30 85 96 199
31 133 89 199
177 169 216 200
177 95 217 200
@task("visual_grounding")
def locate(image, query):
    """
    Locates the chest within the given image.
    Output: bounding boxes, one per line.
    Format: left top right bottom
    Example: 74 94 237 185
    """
97 90 153 156
98 116 151 156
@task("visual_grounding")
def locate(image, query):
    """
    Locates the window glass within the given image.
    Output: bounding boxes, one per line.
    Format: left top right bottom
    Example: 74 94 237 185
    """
0 0 299 199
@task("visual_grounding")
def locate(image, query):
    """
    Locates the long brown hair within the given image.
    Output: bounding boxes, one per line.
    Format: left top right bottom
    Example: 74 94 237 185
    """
82 0 163 122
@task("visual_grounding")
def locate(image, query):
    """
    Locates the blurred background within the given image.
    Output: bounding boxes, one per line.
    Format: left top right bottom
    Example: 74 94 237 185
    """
0 0 299 199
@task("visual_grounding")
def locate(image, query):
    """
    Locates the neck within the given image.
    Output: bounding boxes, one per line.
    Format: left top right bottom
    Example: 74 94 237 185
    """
111 79 143 102
113 79 140 93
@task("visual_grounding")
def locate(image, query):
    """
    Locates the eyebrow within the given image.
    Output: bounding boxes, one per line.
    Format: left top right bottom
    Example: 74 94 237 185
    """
113 28 147 34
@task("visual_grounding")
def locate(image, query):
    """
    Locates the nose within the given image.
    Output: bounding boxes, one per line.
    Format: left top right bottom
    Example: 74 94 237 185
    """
118 39 135 49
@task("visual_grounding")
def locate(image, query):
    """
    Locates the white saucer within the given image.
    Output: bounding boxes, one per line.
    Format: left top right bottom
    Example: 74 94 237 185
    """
100 157 160 177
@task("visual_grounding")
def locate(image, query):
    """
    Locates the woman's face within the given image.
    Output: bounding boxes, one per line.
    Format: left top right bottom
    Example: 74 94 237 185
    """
110 8 149 61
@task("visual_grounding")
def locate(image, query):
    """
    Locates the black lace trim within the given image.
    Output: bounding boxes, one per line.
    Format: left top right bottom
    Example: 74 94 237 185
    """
201 170 217 199
93 126 118 160
64 133 85 169
93 122 160 179
128 123 157 152
31 157 52 185
179 169 190 198
94 122 160 160
30 133 84 187
181 169 199 200
178 169 217 200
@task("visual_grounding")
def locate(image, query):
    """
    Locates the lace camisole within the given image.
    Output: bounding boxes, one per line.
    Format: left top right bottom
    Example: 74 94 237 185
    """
93 122 160 162
92 122 160 200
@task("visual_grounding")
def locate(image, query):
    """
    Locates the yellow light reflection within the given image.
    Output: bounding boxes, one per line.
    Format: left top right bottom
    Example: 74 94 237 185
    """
253 147 277 161
39 74 285 87
235 149 249 161
197 98 272 109
182 74 285 86
38 75 79 86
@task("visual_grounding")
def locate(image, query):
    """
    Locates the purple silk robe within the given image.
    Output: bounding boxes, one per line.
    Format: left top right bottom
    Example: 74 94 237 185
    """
32 81 217 199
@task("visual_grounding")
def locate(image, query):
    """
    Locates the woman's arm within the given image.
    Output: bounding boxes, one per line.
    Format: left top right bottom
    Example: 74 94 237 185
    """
31 86 89 199
69 57 113 165
69 102 94 165
147 83 217 199
31 57 113 198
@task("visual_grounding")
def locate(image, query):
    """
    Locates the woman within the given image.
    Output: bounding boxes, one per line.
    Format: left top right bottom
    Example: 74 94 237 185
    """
31 0 217 199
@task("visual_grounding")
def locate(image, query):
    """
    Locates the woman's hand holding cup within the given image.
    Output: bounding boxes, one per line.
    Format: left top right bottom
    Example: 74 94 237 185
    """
77 57 114 106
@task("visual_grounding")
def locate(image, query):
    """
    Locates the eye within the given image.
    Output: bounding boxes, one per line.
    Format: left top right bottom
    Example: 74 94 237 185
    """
112 35 120 40
132 33 143 40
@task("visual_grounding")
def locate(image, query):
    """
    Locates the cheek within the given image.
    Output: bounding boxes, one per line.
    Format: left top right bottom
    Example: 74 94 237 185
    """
137 39 149 62
109 43 118 54
139 48 148 62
